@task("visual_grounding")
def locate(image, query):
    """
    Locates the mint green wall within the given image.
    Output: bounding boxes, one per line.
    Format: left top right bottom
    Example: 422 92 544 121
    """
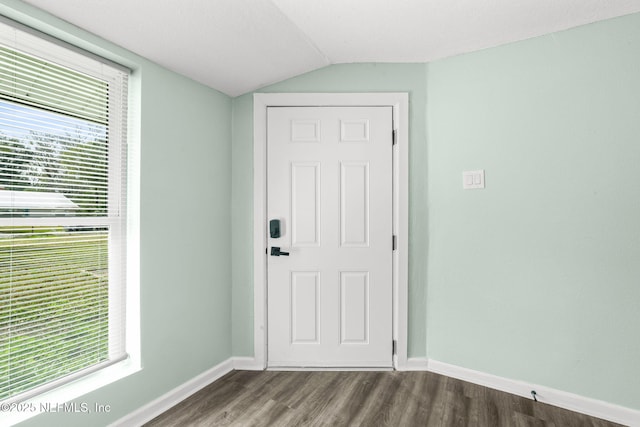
232 13 640 411
2 2 233 426
426 13 640 409
231 64 429 358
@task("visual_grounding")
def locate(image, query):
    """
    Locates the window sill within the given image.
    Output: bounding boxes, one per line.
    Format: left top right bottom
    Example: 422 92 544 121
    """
0 357 141 426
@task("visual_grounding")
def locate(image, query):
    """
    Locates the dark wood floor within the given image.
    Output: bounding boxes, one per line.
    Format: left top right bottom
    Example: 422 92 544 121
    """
145 370 625 427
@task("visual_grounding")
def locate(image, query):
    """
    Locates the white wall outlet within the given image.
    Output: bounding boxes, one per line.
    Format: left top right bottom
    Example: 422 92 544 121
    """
462 170 485 189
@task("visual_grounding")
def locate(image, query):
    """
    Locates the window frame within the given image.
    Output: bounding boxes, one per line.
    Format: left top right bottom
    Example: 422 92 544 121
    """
0 15 138 419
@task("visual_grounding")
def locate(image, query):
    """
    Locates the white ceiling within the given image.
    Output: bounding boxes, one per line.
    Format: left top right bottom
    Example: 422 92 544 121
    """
21 0 640 97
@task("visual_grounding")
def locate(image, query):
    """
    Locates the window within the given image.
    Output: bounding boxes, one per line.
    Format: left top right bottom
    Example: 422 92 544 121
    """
0 18 128 402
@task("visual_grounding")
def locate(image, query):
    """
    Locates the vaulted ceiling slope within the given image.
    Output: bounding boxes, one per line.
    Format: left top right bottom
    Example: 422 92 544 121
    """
21 0 640 97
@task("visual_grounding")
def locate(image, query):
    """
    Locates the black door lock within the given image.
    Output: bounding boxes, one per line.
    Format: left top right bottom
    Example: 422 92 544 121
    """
270 247 289 256
270 219 281 238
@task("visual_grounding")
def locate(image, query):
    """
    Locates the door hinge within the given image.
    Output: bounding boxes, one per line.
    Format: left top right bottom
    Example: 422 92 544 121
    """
392 129 397 146
392 340 397 355
392 235 397 251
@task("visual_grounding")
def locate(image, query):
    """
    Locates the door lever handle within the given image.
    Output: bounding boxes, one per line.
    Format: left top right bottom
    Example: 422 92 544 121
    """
270 247 289 256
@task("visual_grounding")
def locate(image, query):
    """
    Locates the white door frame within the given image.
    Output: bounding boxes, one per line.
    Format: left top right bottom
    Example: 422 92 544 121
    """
253 93 409 369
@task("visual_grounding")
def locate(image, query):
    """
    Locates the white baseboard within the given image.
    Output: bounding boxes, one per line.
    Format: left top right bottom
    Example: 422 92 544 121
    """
397 357 429 371
232 356 264 371
427 359 640 427
108 358 234 427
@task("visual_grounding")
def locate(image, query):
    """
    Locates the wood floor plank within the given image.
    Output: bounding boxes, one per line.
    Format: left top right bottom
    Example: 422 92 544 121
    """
483 387 517 427
513 411 555 427
425 372 449 427
379 372 430 426
395 371 431 426
144 371 627 427
306 372 373 427
356 373 407 426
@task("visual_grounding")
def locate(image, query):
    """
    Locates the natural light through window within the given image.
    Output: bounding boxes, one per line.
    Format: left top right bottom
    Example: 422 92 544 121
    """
0 20 129 403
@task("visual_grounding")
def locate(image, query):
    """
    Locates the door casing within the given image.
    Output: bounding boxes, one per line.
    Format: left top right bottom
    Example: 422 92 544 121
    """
253 93 409 369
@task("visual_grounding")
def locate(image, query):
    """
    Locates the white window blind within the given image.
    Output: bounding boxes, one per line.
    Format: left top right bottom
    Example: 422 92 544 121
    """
0 18 128 402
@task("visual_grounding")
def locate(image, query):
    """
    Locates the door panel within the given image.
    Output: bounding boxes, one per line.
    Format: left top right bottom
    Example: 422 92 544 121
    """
340 271 369 344
291 163 320 247
267 106 392 367
340 162 369 247
290 271 320 343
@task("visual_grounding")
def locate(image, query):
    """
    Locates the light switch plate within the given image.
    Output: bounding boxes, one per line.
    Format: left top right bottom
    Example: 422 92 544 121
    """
463 170 485 189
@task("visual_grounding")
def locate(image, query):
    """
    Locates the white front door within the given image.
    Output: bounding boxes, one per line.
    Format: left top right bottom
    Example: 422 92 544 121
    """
267 106 393 368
